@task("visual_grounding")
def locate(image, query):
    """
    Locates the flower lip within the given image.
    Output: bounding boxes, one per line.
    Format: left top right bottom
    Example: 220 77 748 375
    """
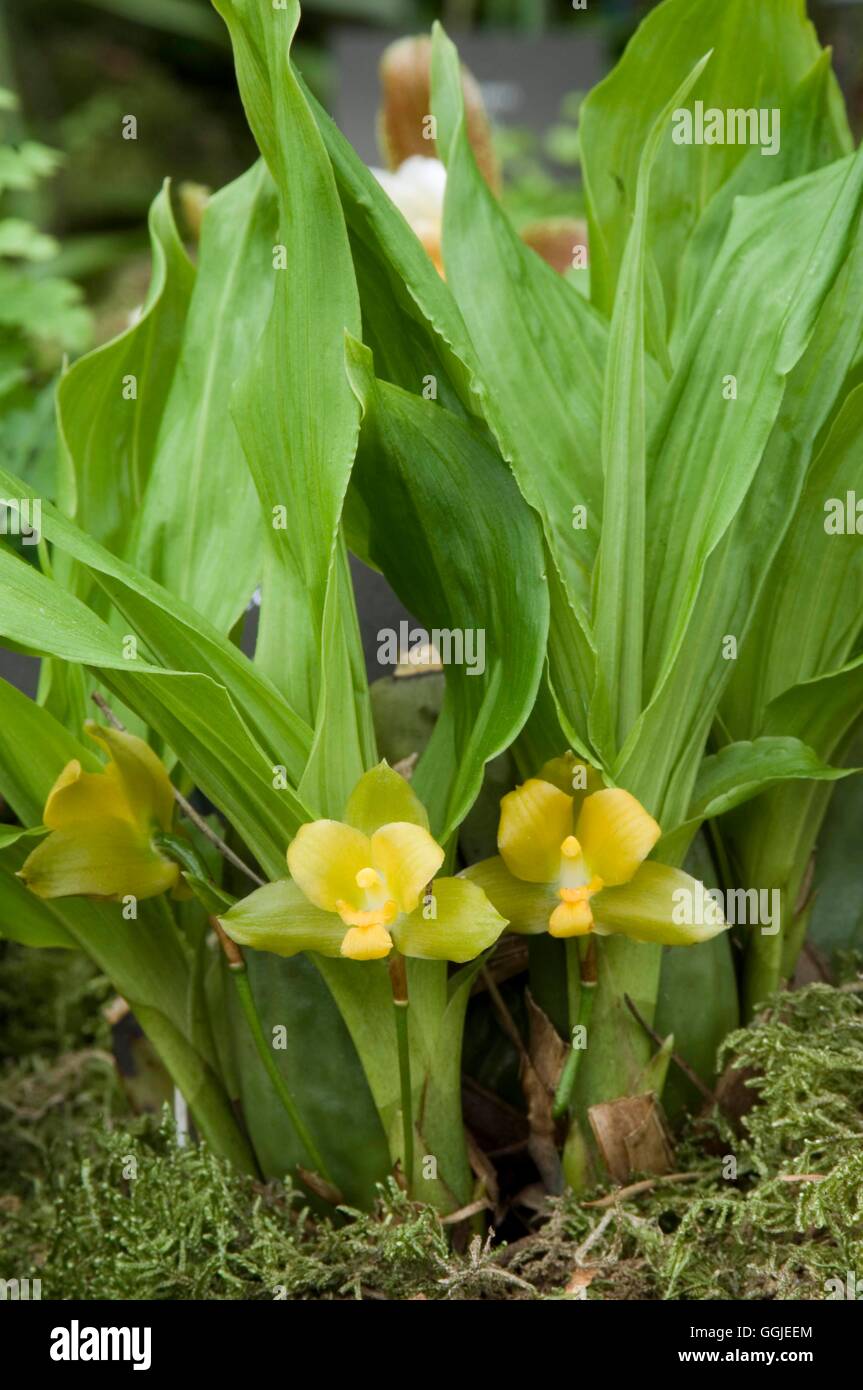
549 899 593 938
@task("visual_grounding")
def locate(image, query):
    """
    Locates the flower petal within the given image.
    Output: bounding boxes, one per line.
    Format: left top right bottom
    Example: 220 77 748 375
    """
591 862 729 945
575 788 660 887
462 855 556 935
498 778 573 883
287 820 371 913
344 761 429 835
219 879 347 958
43 758 131 830
371 822 444 912
18 817 178 900
85 722 175 832
391 877 506 961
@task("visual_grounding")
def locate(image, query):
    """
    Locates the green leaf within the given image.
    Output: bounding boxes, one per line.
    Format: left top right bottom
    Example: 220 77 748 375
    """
0 218 59 261
129 162 278 633
0 548 308 876
726 659 863 921
56 182 194 570
0 269 90 352
133 1001 258 1174
182 873 234 917
408 954 486 1207
762 656 863 761
655 833 739 1120
675 50 850 334
0 469 313 790
0 141 62 194
345 336 549 842
226 949 390 1204
215 0 373 817
432 22 608 624
807 731 863 958
647 155 863 695
725 385 863 733
593 54 710 751
617 152 863 822
691 736 855 820
579 0 849 322
0 824 46 849
299 71 477 421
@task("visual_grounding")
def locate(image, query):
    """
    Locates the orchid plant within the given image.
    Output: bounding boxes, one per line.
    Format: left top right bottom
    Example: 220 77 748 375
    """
0 0 860 1210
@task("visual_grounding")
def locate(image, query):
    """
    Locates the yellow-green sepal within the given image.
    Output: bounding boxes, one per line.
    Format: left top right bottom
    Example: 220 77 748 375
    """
539 750 605 809
391 876 507 961
462 854 555 934
591 862 729 946
218 878 346 958
343 760 430 834
18 817 179 900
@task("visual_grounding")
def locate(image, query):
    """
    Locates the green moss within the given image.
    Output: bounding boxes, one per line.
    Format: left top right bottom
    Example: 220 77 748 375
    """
2 950 862 1299
511 981 863 1300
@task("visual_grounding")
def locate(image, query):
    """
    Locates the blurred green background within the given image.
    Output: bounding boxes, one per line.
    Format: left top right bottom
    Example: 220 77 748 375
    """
3 0 860 333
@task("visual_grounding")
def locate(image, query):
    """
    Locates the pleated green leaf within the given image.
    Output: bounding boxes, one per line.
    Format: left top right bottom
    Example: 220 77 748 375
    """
675 49 851 334
300 72 476 421
129 161 278 633
55 183 194 574
618 152 863 822
215 0 373 817
593 54 710 752
345 336 549 843
580 0 849 323
725 385 863 734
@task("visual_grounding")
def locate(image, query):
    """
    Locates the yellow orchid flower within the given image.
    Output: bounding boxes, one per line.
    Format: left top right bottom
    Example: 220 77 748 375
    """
18 721 179 901
220 762 506 964
465 755 727 947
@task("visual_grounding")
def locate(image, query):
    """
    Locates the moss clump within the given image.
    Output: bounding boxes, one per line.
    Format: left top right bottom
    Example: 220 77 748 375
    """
2 940 862 1299
1 1115 515 1300
506 982 863 1300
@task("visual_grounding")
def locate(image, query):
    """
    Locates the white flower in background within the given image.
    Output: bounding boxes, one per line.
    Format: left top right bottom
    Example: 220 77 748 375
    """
371 155 447 274
372 37 588 280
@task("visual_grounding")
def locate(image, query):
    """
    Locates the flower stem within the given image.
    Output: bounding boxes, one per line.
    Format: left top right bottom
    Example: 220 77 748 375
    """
553 936 598 1120
389 956 414 1196
152 831 333 1185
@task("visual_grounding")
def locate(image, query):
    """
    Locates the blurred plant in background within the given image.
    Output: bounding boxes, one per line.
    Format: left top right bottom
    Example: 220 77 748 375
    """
0 88 91 499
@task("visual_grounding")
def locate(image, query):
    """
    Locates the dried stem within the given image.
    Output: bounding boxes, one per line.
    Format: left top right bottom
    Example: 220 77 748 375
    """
623 992 717 1107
